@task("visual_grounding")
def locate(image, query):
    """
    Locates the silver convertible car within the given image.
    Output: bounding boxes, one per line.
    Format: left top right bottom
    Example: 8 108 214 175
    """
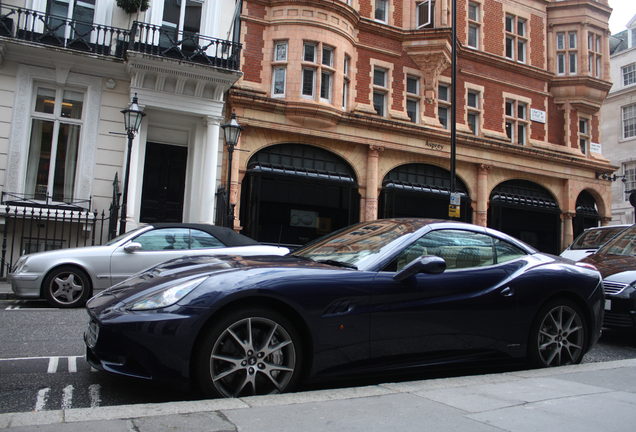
8 223 289 308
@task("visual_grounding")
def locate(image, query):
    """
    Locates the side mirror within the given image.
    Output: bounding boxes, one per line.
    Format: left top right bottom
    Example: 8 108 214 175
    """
124 242 142 253
393 255 446 282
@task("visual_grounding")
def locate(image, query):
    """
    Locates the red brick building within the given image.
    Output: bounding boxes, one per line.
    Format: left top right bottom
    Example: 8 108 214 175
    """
225 0 615 254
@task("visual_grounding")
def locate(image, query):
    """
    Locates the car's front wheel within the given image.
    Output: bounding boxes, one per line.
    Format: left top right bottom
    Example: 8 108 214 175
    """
42 266 91 308
528 299 587 367
193 307 302 398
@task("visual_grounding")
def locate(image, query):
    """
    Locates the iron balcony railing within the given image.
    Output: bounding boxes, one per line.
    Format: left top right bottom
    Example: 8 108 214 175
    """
0 5 242 71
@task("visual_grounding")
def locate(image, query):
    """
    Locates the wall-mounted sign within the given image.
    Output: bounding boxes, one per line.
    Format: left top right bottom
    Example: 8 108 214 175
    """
590 143 602 154
530 109 546 123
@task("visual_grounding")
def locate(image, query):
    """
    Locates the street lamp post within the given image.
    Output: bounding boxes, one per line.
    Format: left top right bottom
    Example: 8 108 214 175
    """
119 93 146 235
220 112 244 228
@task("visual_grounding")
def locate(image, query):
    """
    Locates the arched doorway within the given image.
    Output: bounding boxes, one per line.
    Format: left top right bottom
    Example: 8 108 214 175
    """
573 190 600 239
378 163 472 222
488 180 561 254
240 144 360 247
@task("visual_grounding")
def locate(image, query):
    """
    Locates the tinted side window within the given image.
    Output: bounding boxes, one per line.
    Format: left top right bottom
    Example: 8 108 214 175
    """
393 229 496 271
493 238 527 263
134 228 191 251
190 229 224 249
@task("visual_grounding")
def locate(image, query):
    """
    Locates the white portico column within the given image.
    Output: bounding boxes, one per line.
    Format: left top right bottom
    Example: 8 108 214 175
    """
199 116 222 224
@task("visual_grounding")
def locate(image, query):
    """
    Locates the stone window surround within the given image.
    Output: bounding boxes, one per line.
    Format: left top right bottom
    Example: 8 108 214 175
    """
502 91 531 145
5 64 102 205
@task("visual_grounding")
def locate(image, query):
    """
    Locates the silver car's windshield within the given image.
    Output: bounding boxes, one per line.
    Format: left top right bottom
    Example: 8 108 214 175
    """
597 225 636 256
570 226 628 250
105 227 148 246
291 220 424 268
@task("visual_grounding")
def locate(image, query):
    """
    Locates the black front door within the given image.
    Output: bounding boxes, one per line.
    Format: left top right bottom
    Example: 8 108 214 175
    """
140 142 187 223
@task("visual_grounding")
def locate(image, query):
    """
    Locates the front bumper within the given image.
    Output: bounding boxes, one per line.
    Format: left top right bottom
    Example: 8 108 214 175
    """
602 281 636 329
7 273 42 298
84 293 208 386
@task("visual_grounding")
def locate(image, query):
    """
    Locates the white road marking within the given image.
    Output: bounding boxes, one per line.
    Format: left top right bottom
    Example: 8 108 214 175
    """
68 356 81 373
34 388 50 412
89 384 101 408
47 357 59 373
61 385 73 410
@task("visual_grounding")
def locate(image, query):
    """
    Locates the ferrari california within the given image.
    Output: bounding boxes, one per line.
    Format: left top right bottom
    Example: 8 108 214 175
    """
84 219 604 398
9 223 289 308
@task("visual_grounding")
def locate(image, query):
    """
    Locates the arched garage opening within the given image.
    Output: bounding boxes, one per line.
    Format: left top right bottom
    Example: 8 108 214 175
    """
240 144 360 247
378 163 472 222
488 180 561 254
573 190 600 240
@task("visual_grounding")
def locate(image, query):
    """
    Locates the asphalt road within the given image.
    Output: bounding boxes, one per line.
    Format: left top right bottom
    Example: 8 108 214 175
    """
1 298 635 414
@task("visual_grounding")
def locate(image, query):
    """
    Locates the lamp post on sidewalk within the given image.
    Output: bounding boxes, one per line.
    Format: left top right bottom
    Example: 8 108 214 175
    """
119 93 146 235
220 112 243 228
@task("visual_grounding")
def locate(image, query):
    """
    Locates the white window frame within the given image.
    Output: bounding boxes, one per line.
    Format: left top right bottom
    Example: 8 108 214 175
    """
343 56 350 111
438 83 450 129
467 2 480 50
623 162 636 201
505 14 526 63
303 43 317 63
623 63 636 87
505 99 528 145
375 0 388 23
274 42 288 61
6 64 101 206
302 68 316 98
373 91 386 117
320 71 333 102
579 117 589 155
322 46 334 67
272 67 286 97
556 31 577 75
467 91 479 135
417 0 434 29
624 104 636 139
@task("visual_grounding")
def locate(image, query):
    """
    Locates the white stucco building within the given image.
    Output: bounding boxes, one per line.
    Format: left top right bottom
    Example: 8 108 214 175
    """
0 0 242 263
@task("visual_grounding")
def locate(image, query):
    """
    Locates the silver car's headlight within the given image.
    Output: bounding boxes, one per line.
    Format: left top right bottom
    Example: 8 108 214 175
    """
128 276 208 311
12 257 28 273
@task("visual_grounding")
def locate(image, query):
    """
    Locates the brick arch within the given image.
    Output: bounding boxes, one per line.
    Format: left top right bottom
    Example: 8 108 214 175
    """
242 140 364 186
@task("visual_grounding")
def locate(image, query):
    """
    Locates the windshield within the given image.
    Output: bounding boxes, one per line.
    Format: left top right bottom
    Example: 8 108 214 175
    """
597 225 636 256
291 219 426 268
105 226 149 246
571 226 628 250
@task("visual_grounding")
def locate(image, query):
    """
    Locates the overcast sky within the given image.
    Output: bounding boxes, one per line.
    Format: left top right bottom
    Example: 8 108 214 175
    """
608 0 636 34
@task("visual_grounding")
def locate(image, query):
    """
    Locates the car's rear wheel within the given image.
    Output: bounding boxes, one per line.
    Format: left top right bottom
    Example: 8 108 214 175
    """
528 299 587 367
193 307 302 398
42 266 91 308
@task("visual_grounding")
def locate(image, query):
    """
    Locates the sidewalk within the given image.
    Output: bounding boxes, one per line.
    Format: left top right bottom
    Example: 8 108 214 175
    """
0 278 12 300
1 358 636 431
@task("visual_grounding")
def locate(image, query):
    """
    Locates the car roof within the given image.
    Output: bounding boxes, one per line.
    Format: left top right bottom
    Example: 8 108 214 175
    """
147 223 260 247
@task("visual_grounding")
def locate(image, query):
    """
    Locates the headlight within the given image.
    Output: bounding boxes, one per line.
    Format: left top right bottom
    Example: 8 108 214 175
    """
12 257 28 273
128 276 208 310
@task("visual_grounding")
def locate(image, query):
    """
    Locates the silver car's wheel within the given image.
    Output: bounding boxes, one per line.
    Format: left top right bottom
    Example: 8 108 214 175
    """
529 299 587 367
42 266 91 308
194 308 302 398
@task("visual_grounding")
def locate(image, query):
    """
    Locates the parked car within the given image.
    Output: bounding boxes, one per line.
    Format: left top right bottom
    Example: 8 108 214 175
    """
9 223 289 308
84 218 604 398
581 223 636 329
560 225 630 261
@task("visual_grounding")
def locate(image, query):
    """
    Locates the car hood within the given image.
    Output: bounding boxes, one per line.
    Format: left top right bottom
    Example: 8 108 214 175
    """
582 253 636 281
19 243 116 263
88 254 339 306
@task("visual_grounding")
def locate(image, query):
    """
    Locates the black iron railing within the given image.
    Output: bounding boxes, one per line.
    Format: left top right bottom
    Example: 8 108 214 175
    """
0 5 242 71
0 203 111 277
0 175 122 276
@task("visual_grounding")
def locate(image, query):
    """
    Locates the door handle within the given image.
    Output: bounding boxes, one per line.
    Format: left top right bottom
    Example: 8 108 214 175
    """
500 287 514 297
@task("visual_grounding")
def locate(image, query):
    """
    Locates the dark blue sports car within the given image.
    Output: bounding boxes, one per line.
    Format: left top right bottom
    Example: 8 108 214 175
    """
85 219 604 398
